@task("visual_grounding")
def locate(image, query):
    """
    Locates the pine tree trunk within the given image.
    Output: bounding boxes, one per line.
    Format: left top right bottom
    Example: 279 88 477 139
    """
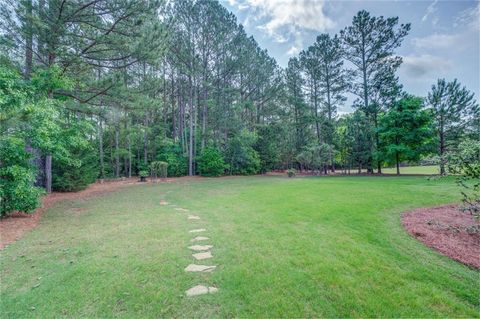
128 137 132 179
313 79 321 144
115 127 120 178
143 114 148 165
201 89 207 152
188 75 194 176
396 151 400 175
171 70 176 141
98 118 105 179
439 114 446 175
24 0 33 79
326 73 335 173
45 155 52 192
375 114 382 174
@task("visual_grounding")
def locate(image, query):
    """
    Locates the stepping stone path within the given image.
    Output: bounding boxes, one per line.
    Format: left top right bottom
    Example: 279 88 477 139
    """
185 264 216 272
192 251 213 260
160 200 169 205
171 205 219 297
188 245 213 251
189 228 206 233
185 285 218 297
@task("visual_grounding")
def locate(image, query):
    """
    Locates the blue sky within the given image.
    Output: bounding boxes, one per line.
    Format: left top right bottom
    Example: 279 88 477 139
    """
221 0 479 113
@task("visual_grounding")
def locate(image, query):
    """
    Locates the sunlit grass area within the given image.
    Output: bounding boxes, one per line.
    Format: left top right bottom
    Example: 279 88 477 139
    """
382 165 440 175
1 176 478 318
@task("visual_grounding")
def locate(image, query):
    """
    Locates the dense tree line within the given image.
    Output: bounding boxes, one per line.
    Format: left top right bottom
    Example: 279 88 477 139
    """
1 1 478 216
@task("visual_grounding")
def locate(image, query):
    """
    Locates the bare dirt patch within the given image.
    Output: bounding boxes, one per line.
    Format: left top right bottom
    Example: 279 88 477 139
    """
402 204 480 269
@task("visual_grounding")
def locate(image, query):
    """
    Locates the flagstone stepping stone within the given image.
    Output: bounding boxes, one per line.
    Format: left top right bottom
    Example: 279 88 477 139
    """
185 285 218 297
175 208 189 212
184 264 216 272
188 215 200 220
189 228 206 233
191 236 209 242
192 251 213 260
188 245 213 251
160 200 169 205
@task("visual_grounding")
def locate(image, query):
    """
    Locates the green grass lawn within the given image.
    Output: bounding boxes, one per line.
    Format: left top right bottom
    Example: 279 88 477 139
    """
382 165 440 175
1 176 478 318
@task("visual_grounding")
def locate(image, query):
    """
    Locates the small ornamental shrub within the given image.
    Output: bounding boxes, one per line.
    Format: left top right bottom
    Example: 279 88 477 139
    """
139 170 148 182
150 161 168 180
158 161 168 178
287 168 296 178
197 147 227 177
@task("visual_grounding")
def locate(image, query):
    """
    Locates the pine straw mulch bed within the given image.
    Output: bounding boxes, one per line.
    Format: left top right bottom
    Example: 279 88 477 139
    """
0 177 187 250
402 204 480 269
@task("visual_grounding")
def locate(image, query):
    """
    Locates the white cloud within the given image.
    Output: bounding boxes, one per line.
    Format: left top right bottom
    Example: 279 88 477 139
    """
412 33 460 49
286 46 300 56
230 0 335 43
422 0 439 25
401 54 453 78
454 2 480 30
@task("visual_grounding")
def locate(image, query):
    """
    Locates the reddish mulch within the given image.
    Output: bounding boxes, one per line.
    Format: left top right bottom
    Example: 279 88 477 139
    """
402 204 480 269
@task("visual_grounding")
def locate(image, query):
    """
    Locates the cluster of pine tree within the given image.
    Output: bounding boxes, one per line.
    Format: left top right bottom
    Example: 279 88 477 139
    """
0 1 478 216
286 10 478 175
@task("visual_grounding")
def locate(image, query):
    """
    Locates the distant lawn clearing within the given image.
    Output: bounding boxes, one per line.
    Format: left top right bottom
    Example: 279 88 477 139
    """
382 165 439 175
1 176 478 318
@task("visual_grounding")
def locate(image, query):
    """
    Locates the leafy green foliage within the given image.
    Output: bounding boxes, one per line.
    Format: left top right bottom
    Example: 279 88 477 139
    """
297 143 333 173
0 64 28 116
344 111 374 171
255 124 285 172
0 137 42 216
52 125 98 192
378 96 433 173
150 161 168 179
52 149 98 192
428 79 478 175
156 140 188 177
0 65 44 216
197 147 227 177
447 139 480 220
226 130 261 175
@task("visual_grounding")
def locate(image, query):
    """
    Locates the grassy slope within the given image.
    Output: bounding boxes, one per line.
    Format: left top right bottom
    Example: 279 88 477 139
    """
1 176 478 318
